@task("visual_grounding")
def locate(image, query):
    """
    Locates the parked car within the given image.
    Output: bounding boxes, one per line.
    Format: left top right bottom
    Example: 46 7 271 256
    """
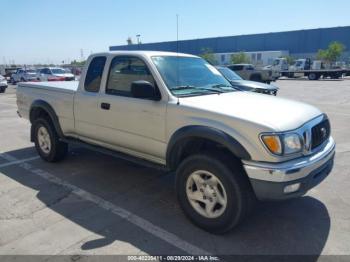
10 68 39 84
216 66 278 95
0 75 8 93
4 68 21 81
37 67 75 81
227 64 276 83
17 51 335 233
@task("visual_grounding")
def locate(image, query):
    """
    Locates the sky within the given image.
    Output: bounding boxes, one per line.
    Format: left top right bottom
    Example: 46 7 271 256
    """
1 0 349 64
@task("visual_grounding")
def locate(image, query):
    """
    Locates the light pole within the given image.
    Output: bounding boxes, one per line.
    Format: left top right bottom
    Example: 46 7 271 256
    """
136 34 141 49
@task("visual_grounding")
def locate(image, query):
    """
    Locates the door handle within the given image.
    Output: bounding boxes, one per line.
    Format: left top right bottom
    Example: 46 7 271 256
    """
101 102 110 110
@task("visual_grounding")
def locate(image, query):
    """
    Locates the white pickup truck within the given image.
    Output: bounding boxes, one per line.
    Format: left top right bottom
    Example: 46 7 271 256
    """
16 51 335 233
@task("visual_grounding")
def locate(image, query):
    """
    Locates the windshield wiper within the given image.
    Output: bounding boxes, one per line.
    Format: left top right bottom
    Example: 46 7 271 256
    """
197 87 224 94
171 85 224 95
211 84 236 90
171 85 196 90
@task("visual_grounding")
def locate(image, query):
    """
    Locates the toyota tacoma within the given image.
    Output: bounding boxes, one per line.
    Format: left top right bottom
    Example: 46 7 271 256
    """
16 51 335 233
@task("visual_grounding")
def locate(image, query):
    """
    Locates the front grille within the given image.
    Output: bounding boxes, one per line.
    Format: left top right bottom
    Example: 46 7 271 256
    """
311 119 330 149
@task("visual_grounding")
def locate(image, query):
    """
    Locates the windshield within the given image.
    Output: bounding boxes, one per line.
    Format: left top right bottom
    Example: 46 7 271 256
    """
152 56 235 97
217 67 242 81
273 60 280 66
295 61 303 67
51 68 66 74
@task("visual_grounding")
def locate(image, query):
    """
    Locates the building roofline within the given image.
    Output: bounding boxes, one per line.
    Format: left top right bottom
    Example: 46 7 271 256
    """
110 25 350 49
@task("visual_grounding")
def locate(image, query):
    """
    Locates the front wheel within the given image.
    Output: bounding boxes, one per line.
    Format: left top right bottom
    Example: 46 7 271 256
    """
33 118 68 162
176 154 255 233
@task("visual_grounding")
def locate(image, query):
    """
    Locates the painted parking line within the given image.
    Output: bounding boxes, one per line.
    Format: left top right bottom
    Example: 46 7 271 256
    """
0 156 40 168
0 152 210 255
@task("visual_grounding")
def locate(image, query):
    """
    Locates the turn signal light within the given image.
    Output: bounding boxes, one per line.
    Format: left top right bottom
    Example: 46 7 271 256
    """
262 135 282 155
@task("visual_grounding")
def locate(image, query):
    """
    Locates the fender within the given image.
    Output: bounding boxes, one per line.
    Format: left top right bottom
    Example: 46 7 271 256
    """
29 100 65 141
166 125 251 170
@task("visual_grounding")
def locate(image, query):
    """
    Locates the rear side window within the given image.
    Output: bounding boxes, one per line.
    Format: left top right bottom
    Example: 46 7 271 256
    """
84 56 106 92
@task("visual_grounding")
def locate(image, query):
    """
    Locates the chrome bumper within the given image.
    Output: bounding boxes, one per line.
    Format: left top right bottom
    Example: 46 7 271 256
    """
243 137 335 201
243 137 335 183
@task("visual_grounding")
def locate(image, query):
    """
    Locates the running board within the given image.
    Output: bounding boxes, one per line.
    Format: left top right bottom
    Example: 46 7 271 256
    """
61 138 169 172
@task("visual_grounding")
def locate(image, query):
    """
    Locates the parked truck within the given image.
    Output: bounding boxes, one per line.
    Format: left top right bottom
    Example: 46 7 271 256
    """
227 64 278 84
16 51 335 233
272 58 348 80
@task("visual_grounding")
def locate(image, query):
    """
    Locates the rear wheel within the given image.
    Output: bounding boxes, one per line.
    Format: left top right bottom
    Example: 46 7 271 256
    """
33 118 68 162
176 154 255 233
308 73 319 80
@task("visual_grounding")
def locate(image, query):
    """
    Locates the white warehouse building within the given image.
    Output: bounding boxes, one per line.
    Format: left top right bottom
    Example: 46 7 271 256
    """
214 50 290 67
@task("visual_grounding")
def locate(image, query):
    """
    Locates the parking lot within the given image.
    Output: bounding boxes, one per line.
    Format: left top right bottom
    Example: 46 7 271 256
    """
0 79 350 257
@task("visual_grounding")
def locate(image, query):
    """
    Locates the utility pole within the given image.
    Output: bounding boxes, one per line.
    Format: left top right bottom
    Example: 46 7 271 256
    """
136 34 141 49
80 49 84 62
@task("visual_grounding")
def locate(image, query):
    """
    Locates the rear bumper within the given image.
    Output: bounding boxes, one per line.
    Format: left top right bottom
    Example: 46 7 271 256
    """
243 137 335 200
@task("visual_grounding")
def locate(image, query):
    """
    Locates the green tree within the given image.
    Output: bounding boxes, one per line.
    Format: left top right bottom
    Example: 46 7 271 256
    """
200 48 217 65
316 41 346 63
281 55 295 65
230 52 250 64
71 60 86 66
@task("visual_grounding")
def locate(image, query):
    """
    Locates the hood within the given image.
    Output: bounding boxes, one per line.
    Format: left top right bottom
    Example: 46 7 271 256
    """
179 92 322 131
231 80 278 91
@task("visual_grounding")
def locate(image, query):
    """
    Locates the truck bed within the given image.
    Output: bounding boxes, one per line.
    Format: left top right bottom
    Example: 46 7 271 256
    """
19 81 79 94
17 81 78 136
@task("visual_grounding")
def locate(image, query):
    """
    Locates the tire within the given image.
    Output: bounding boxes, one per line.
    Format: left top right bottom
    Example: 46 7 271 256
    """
33 118 68 162
308 73 318 80
0 87 5 93
176 154 255 234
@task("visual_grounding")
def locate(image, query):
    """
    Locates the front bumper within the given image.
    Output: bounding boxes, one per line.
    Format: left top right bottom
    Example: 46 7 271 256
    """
243 137 335 200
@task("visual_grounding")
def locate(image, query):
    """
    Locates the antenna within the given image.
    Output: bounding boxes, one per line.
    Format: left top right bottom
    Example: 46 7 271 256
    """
176 14 180 105
176 14 179 53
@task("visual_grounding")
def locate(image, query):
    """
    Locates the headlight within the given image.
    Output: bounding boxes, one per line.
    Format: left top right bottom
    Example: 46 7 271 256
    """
283 133 302 154
261 133 302 156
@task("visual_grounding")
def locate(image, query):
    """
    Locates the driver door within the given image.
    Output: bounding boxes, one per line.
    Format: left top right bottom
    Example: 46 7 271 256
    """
95 55 167 163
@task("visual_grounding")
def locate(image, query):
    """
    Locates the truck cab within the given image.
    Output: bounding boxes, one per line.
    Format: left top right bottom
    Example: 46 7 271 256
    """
271 58 289 71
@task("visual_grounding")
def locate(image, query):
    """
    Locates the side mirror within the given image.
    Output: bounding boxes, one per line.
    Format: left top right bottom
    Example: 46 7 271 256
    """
131 80 160 100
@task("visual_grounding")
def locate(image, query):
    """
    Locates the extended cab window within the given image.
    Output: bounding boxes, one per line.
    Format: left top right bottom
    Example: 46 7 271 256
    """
106 56 155 97
84 56 106 92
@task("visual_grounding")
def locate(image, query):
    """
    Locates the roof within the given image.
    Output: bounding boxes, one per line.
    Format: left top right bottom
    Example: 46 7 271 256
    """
110 26 350 55
91 50 198 58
